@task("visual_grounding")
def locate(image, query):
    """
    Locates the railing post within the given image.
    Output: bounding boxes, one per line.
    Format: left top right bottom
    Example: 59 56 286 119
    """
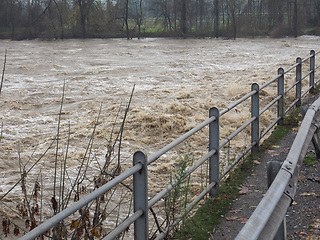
209 107 219 197
251 83 259 153
278 68 285 125
310 50 315 93
296 57 302 107
133 151 148 240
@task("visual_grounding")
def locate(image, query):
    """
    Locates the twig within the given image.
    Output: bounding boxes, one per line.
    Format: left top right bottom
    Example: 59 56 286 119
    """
62 104 103 210
113 84 135 176
0 139 55 201
60 121 70 212
79 103 103 182
0 122 3 142
0 49 7 96
53 80 66 202
150 207 163 235
18 146 36 229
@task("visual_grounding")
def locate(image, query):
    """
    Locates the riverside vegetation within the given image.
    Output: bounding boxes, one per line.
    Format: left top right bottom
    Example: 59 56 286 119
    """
1 0 320 39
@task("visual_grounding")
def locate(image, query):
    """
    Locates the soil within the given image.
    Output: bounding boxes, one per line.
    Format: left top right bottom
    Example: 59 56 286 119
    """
210 93 320 240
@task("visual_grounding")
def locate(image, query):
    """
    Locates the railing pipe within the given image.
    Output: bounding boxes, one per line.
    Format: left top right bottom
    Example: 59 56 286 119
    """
302 85 314 98
102 209 143 240
285 80 298 95
260 74 281 90
302 70 313 81
260 117 281 139
209 107 220 196
260 95 282 116
219 117 256 149
220 142 255 179
220 90 257 116
283 62 299 74
147 116 216 165
300 53 313 64
285 98 300 114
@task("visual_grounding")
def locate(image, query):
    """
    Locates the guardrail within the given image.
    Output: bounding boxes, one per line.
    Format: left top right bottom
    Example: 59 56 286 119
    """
19 50 320 240
236 96 320 240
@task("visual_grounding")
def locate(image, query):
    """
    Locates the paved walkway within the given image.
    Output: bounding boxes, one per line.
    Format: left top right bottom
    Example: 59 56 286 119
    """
210 94 320 240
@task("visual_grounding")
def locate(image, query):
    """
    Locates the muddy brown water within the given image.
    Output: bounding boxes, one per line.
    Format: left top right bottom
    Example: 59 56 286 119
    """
0 36 319 238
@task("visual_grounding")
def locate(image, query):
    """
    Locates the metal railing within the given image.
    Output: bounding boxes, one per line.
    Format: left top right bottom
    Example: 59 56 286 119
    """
19 50 320 240
236 96 320 240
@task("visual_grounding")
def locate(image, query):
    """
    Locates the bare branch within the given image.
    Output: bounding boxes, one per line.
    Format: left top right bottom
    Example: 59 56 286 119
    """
0 49 7 96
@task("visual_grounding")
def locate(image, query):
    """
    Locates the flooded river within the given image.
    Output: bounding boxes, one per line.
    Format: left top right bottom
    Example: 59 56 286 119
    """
0 36 319 238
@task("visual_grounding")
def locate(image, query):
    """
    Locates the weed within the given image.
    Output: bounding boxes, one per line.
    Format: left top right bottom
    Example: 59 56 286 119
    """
304 153 318 167
164 150 194 237
0 83 135 239
311 83 320 95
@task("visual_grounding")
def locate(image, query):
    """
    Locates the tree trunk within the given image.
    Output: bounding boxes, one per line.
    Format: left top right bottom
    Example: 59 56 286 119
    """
293 0 298 37
231 11 236 39
180 0 187 37
10 0 15 39
125 0 129 39
214 0 219 38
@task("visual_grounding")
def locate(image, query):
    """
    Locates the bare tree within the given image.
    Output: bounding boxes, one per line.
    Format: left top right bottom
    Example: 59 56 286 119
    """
151 0 174 32
135 0 143 38
75 0 95 38
180 0 187 36
214 0 219 37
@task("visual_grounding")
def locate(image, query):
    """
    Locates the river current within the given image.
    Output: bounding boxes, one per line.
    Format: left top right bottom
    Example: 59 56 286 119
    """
0 36 319 238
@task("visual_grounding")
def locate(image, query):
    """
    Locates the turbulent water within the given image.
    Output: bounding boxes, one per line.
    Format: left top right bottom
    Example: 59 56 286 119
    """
0 36 319 237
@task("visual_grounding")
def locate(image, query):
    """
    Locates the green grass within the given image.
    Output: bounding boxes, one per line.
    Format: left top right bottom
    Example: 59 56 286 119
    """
176 156 254 239
304 153 318 167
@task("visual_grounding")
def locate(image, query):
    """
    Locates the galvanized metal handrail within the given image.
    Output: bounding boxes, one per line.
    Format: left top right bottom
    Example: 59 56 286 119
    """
19 50 319 240
236 97 320 240
260 74 281 90
103 209 144 240
220 90 257 116
147 115 216 165
219 116 256 148
260 95 282 115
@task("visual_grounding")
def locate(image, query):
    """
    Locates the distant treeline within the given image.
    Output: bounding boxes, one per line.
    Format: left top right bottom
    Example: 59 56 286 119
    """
0 0 320 40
